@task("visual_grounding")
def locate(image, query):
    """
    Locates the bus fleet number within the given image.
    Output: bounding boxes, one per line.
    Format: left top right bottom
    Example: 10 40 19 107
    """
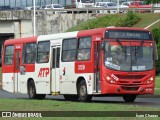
78 65 85 70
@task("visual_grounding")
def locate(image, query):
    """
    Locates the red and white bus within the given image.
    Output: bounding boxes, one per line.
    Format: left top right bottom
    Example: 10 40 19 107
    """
2 27 157 102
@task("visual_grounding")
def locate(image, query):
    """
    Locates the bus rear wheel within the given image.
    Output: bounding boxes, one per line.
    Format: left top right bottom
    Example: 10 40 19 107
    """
28 81 37 99
123 95 136 103
78 80 92 102
28 80 46 99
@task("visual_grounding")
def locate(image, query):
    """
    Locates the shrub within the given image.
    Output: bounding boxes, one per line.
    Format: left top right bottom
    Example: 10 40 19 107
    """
67 12 140 32
116 11 141 27
152 28 160 75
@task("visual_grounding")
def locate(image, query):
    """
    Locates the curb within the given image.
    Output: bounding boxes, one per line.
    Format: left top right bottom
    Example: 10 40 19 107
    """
138 95 160 98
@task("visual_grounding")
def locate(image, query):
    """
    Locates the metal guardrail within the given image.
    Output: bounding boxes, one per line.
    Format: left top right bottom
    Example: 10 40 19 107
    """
0 7 160 20
34 7 160 13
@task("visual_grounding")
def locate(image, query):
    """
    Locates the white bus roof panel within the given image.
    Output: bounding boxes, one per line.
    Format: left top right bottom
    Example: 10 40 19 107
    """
38 31 78 41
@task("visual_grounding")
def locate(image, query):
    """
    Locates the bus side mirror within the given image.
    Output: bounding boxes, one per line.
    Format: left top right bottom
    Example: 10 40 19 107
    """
155 44 158 61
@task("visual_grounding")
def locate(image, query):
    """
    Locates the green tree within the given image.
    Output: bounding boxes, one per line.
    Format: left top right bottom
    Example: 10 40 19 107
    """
145 0 160 4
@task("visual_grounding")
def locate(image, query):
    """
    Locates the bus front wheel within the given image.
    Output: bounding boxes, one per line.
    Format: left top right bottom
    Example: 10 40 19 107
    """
123 95 136 103
78 80 92 102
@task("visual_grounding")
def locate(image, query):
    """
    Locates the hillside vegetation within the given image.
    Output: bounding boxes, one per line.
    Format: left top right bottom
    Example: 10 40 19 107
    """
133 13 160 30
67 13 160 32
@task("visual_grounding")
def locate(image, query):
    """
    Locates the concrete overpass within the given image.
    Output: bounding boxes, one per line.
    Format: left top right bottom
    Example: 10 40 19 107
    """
0 10 95 39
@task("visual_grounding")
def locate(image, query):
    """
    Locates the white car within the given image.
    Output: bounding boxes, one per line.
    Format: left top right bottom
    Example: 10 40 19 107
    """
95 2 118 14
44 4 67 14
121 2 131 8
25 6 33 10
44 4 64 9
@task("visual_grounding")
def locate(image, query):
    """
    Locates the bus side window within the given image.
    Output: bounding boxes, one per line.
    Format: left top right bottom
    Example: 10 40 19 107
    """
4 46 14 65
24 43 36 64
62 38 76 62
77 37 92 61
37 41 50 63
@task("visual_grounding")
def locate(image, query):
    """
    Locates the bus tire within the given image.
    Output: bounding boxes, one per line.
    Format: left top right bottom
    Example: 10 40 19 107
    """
78 80 92 102
123 95 136 103
28 80 37 99
64 95 78 101
28 81 46 99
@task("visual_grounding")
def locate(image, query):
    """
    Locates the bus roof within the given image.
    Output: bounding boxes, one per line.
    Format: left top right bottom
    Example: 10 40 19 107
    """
38 31 78 41
4 36 37 45
77 27 150 37
3 27 151 45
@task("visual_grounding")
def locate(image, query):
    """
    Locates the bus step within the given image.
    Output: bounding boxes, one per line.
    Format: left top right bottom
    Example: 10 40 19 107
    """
51 92 60 95
93 91 101 94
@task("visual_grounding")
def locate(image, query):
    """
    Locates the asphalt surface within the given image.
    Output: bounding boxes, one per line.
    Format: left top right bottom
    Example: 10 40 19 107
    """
0 89 160 108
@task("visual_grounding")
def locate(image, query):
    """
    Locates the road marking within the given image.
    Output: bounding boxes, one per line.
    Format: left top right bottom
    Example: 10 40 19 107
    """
144 19 160 29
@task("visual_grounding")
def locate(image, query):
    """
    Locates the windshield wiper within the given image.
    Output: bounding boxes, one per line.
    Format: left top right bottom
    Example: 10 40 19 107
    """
136 40 144 53
116 39 126 52
116 39 123 48
140 40 144 47
116 39 127 61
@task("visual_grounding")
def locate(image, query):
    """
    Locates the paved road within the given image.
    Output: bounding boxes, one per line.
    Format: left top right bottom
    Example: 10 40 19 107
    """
0 89 160 108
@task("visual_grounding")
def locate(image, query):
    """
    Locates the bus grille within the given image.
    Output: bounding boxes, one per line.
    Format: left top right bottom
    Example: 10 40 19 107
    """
114 74 145 80
121 86 139 91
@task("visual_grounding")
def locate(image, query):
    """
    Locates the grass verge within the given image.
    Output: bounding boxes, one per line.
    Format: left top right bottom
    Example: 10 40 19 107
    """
0 98 160 120
0 98 160 111
155 76 160 88
155 76 160 95
133 13 160 30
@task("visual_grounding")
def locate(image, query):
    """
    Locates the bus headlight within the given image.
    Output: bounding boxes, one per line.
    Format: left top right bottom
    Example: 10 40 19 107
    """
145 76 154 84
104 74 116 84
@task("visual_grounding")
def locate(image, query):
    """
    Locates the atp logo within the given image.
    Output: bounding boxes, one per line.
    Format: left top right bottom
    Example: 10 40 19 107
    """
38 68 49 77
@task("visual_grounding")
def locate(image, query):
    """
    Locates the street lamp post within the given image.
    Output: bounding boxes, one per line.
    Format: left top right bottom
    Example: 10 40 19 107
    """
9 0 11 7
117 0 120 13
33 0 36 36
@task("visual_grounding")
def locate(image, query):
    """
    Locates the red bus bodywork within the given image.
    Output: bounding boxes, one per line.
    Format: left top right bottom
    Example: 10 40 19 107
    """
2 27 156 102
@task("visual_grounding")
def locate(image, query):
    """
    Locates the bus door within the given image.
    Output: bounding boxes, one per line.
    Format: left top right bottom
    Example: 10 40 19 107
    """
14 44 22 92
93 36 102 93
51 46 61 93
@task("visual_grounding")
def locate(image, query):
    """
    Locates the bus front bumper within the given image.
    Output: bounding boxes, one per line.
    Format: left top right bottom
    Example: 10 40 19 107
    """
101 81 154 95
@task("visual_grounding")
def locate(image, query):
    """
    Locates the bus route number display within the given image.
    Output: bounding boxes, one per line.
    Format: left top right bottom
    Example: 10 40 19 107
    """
105 30 152 40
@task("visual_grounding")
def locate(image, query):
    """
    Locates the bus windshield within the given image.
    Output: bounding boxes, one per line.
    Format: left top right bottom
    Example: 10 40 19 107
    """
104 41 154 71
81 0 94 3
